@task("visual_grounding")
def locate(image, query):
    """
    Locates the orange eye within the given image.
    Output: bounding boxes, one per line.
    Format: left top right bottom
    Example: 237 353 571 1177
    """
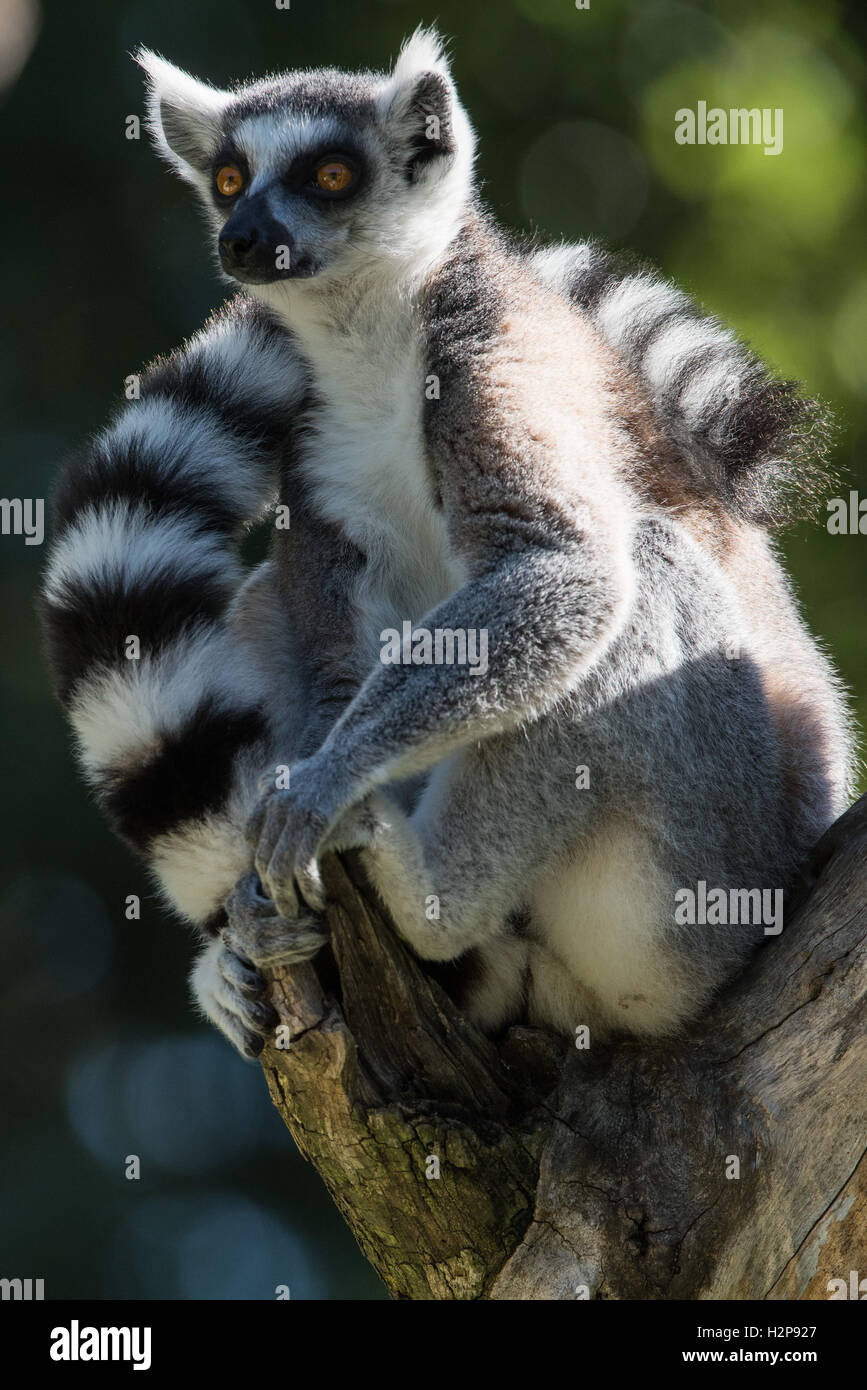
315 160 354 193
216 165 244 197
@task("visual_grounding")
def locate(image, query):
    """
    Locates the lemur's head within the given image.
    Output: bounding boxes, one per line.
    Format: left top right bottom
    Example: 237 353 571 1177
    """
138 30 476 294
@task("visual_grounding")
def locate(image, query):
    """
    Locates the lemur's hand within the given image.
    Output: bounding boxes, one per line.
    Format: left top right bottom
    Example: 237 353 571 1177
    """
195 870 329 1059
190 934 278 1060
224 868 329 964
246 758 384 916
246 758 340 915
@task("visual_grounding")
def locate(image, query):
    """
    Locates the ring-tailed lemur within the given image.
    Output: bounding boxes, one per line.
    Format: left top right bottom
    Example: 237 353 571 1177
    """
42 31 854 1059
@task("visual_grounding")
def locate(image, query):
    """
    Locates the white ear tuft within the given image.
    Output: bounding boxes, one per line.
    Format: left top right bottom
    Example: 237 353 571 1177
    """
135 48 229 180
391 26 451 87
378 27 476 180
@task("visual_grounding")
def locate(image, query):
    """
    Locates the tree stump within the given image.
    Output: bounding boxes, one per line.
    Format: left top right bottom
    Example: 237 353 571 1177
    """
260 794 867 1300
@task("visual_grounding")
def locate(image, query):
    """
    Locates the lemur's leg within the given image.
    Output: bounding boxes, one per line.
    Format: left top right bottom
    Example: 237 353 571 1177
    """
335 750 548 962
339 764 543 1032
325 745 623 1037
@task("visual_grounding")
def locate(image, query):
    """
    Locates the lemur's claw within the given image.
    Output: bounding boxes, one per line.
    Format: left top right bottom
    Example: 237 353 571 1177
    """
294 857 326 913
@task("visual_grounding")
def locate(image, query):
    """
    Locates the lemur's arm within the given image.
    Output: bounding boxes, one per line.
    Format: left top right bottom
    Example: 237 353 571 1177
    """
40 295 315 933
250 245 634 911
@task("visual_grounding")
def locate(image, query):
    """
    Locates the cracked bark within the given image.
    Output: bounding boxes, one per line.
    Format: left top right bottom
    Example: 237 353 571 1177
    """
260 792 867 1300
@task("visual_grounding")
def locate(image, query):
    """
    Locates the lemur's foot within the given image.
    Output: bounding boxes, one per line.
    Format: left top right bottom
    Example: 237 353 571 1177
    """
224 869 329 967
190 934 278 1060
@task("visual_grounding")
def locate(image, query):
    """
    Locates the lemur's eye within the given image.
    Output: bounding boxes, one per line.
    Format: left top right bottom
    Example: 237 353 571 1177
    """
315 160 354 193
216 165 244 198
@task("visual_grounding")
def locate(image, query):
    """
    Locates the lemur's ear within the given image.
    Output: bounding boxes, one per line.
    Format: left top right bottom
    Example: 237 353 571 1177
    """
380 28 464 177
135 49 229 180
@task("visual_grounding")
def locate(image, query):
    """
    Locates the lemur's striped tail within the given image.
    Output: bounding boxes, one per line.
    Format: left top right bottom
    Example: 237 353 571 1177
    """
533 241 832 526
40 298 304 930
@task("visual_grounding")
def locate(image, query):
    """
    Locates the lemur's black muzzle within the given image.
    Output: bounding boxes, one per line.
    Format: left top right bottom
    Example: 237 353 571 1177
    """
218 195 294 283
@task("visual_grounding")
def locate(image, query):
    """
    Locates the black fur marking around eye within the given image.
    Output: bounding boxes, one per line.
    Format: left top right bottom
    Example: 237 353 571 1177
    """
282 145 367 201
210 147 250 205
100 701 267 847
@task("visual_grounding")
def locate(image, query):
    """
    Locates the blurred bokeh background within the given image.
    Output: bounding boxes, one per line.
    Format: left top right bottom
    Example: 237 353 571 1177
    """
1 0 865 1300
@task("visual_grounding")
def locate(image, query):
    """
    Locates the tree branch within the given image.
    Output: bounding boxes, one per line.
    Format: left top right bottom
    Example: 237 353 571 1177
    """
260 795 867 1300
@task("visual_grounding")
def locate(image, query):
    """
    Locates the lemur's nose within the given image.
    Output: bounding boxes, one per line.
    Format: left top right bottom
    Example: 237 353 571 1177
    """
219 228 257 264
217 193 295 283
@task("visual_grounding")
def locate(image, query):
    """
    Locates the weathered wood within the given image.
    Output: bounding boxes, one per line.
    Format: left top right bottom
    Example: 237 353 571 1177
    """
261 856 543 1299
261 795 867 1300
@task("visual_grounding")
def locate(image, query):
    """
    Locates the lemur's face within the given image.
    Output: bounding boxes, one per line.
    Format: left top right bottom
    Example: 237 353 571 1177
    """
139 31 476 291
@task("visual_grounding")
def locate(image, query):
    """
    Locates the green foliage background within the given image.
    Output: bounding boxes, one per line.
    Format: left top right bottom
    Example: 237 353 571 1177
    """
0 0 864 1299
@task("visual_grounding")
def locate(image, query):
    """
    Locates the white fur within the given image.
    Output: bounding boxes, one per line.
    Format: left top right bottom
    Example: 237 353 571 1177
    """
151 760 262 922
185 314 306 415
43 502 237 607
529 242 593 297
189 937 225 1015
678 357 743 429
273 284 466 665
373 30 478 277
137 49 228 192
595 275 686 352
642 318 732 403
102 398 273 517
69 626 265 778
530 817 691 1036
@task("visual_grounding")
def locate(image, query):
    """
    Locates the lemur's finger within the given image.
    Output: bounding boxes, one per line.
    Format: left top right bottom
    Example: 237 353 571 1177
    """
223 865 326 966
191 939 275 1060
226 868 286 922
217 945 269 1001
269 875 302 923
214 972 278 1033
257 853 300 920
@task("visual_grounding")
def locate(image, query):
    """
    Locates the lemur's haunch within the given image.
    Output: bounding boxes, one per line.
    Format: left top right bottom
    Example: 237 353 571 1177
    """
41 31 854 1059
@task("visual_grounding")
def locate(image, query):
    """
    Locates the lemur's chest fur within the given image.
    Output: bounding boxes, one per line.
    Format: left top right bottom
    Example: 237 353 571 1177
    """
287 292 465 665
